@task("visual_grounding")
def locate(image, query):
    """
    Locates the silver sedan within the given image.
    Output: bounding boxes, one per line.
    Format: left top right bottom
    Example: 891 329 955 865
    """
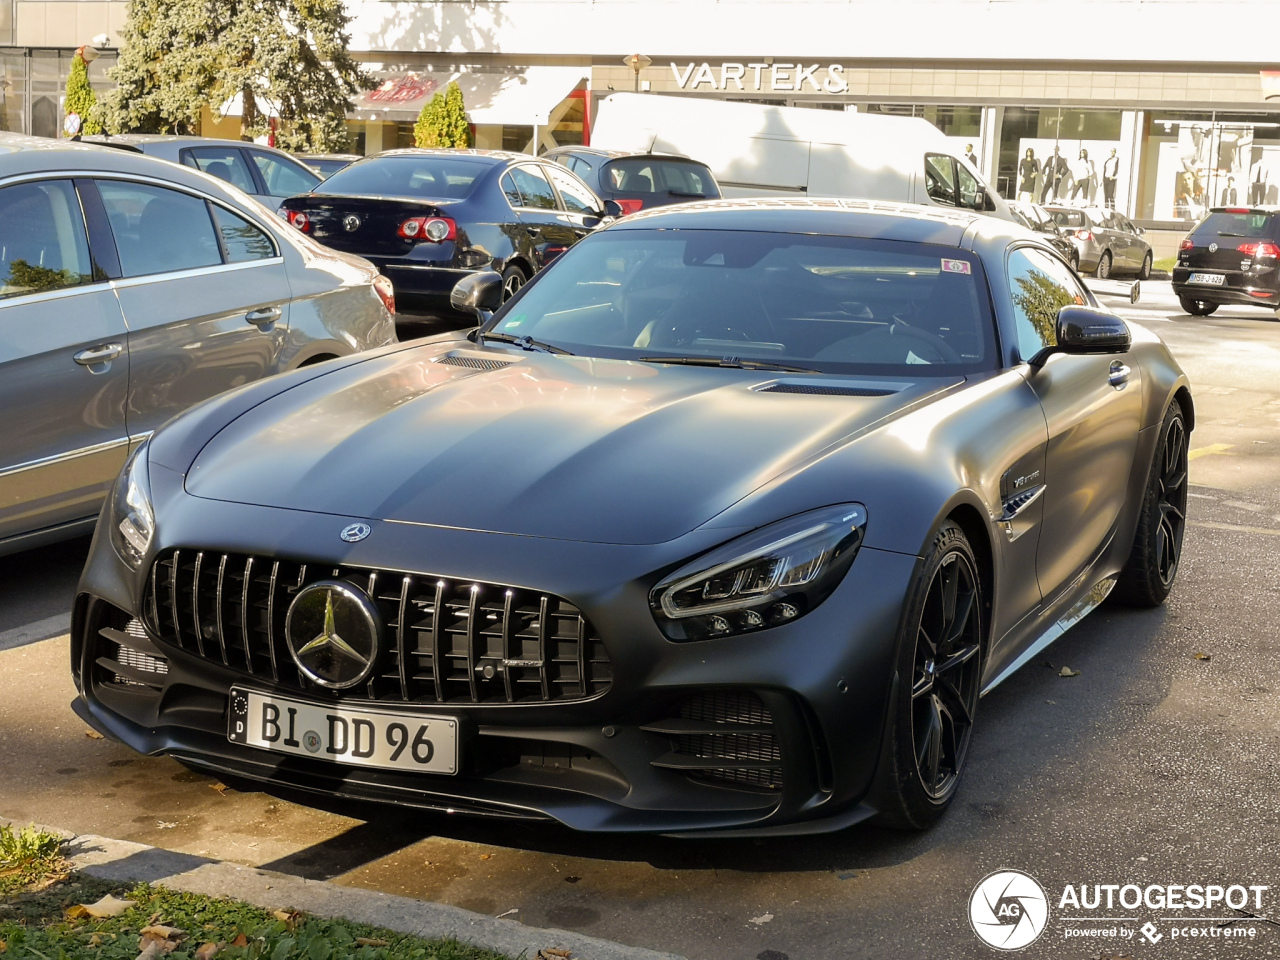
1045 204 1154 280
0 133 397 557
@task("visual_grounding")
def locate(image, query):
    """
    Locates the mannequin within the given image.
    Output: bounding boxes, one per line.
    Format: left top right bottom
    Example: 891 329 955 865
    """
1101 148 1119 209
1071 148 1096 203
1221 176 1238 205
1018 147 1040 203
965 143 978 167
1042 146 1068 203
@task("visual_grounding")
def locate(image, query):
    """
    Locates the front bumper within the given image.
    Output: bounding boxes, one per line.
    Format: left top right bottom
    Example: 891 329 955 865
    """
72 492 917 835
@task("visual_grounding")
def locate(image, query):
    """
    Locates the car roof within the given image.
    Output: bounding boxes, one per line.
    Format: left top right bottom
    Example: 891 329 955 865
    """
372 148 531 165
546 146 694 162
1206 205 1280 214
298 153 363 160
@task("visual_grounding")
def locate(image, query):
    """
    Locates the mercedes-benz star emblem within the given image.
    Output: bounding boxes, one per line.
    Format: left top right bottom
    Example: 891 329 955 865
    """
285 581 380 689
343 214 361 232
340 522 371 542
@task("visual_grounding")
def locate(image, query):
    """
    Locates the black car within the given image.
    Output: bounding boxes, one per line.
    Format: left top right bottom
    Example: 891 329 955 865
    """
1009 200 1079 270
72 200 1191 835
1172 206 1280 316
545 147 720 215
297 154 363 179
279 149 611 315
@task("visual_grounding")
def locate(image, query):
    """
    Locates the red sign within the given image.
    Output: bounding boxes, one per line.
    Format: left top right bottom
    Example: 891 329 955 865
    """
367 73 440 105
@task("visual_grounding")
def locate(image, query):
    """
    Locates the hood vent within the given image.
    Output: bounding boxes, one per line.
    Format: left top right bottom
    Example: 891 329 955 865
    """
758 382 896 398
437 353 513 372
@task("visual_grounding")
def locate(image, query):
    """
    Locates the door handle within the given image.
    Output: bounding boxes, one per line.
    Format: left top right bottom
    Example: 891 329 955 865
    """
525 226 542 237
574 228 588 237
73 342 123 365
245 306 282 327
1108 360 1131 388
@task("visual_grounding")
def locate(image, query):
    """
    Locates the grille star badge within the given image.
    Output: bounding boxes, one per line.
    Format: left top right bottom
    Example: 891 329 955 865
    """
285 581 380 689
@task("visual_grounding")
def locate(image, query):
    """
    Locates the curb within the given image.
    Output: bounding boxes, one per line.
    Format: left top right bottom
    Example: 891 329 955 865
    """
6 820 687 960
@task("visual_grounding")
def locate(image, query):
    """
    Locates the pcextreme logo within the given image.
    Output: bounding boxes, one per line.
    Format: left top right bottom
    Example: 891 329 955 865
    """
969 870 1050 951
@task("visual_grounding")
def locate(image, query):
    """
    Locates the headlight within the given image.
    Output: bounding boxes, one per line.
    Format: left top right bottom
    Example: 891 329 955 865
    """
650 504 867 641
110 443 155 569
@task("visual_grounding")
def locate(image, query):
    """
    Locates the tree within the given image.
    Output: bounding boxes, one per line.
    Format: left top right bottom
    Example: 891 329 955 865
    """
414 82 469 148
98 0 372 151
64 51 103 136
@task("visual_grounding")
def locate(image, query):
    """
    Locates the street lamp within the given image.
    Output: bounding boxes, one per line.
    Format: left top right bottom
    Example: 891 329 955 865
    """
623 54 651 93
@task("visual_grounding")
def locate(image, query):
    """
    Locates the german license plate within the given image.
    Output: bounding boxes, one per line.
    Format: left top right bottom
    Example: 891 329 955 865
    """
1188 273 1225 285
228 687 458 775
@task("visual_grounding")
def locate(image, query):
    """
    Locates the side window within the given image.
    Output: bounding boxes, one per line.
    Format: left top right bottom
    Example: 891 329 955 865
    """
211 206 276 263
0 179 94 299
924 153 957 206
1007 248 1087 361
509 164 558 210
500 172 523 208
956 163 985 210
97 181 222 278
249 149 321 198
546 165 600 215
183 148 258 194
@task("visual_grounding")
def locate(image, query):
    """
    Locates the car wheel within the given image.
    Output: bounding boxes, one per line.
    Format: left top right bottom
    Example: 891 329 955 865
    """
871 520 984 829
1112 404 1188 608
1139 251 1152 280
501 264 528 302
1070 251 1080 273
1096 250 1113 279
1178 296 1218 317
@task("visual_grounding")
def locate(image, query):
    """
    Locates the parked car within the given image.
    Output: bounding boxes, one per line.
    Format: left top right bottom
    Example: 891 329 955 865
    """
545 146 721 215
1044 204 1152 279
278 149 613 315
1172 206 1280 316
83 134 322 211
72 198 1192 834
0 132 396 557
298 153 363 179
1009 199 1079 270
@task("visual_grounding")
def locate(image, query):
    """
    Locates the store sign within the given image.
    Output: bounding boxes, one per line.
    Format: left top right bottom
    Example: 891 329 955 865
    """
367 73 439 105
671 62 849 94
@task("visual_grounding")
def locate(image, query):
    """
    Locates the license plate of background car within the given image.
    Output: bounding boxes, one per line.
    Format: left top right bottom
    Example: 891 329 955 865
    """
1188 273 1226 285
227 686 459 774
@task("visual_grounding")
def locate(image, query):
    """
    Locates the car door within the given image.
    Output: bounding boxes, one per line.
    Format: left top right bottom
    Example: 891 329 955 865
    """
504 163 577 270
1009 247 1143 602
1097 210 1132 268
93 178 293 440
1115 213 1148 265
245 148 322 211
544 163 608 248
0 178 129 541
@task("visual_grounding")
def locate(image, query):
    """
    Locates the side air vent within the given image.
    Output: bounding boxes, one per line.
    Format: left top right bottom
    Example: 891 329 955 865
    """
644 690 782 791
437 354 513 372
758 382 894 397
94 605 169 690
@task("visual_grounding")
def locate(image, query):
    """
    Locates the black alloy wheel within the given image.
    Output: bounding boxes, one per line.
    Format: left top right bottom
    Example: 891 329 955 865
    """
1139 251 1153 280
1096 250 1113 279
872 521 985 829
501 264 528 302
1113 404 1189 607
1178 296 1218 317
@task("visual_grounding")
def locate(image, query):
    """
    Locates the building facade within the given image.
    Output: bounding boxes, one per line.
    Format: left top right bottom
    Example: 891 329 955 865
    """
7 0 1280 226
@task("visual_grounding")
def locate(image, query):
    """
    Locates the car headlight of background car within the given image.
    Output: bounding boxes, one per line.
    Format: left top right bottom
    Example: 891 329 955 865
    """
110 443 155 569
650 504 867 641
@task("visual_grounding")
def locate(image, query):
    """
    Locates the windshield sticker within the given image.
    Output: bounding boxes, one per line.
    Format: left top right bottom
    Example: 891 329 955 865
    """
941 258 972 275
905 351 931 364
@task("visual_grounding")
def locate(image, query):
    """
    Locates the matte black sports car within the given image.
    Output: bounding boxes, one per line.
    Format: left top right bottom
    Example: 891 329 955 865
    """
72 200 1192 835
278 149 612 316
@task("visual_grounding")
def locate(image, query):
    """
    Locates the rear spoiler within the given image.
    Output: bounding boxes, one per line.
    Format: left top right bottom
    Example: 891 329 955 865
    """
1084 278 1140 305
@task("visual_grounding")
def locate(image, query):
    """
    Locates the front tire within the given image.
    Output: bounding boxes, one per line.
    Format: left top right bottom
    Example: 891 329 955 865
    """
871 521 985 829
1178 296 1218 316
1112 404 1189 607
1096 250 1113 279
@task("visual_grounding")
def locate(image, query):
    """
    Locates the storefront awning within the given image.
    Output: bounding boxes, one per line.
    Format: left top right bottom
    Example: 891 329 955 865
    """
355 66 589 126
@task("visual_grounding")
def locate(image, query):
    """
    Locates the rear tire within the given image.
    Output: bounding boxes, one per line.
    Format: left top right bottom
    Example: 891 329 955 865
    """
1096 250 1113 279
1178 296 1218 317
1112 404 1189 608
1069 251 1080 273
501 264 528 302
1139 251 1152 280
871 521 985 830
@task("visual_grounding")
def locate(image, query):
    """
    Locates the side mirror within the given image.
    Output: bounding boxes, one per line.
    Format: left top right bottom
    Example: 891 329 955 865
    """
1031 305 1131 367
450 270 504 323
603 199 625 218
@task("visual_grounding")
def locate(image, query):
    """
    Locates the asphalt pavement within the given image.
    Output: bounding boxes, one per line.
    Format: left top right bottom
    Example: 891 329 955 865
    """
2 283 1279 959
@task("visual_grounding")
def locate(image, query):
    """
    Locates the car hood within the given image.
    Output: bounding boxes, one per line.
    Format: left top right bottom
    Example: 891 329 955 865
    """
185 345 958 544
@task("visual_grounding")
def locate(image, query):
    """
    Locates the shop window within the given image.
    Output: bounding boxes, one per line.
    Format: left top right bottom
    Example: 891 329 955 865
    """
995 106 1124 206
0 51 26 133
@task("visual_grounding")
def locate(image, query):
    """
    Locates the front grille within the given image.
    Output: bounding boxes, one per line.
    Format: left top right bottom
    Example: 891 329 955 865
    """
94 605 169 689
142 550 612 705
759 383 893 397
437 354 513 371
643 691 783 790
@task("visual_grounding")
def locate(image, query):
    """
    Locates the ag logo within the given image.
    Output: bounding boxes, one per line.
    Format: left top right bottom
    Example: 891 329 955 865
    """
969 870 1049 951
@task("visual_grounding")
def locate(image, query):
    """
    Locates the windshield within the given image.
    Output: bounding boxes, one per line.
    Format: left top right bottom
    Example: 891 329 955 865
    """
1194 211 1276 239
603 159 720 198
490 229 996 374
316 156 489 200
1047 208 1086 228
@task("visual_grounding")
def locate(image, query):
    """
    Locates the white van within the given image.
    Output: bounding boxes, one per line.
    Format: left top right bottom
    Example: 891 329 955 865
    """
590 94 1016 223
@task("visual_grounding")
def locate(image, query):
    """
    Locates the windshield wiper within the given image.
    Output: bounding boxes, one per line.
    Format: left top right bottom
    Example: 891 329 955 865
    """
638 355 820 374
480 332 574 355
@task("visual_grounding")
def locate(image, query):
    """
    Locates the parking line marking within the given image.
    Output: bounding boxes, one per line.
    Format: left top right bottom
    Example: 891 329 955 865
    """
0 613 71 652
1189 520 1280 537
1189 443 1235 460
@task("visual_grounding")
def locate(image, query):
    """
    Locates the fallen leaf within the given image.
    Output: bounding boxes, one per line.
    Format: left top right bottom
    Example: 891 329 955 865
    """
1193 652 1212 661
89 934 103 947
65 905 90 920
136 940 179 959
495 908 519 920
209 783 229 796
538 950 572 959
85 729 105 740
0 939 7 954
78 894 137 919
353 939 389 947
141 925 184 939
1059 666 1080 678
750 913 774 924
230 933 249 948
479 853 493 860
194 943 223 960
156 822 177 830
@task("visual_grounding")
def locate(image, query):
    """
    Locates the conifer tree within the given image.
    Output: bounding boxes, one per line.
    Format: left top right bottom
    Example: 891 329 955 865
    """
414 82 469 149
414 92 444 148
64 51 102 136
